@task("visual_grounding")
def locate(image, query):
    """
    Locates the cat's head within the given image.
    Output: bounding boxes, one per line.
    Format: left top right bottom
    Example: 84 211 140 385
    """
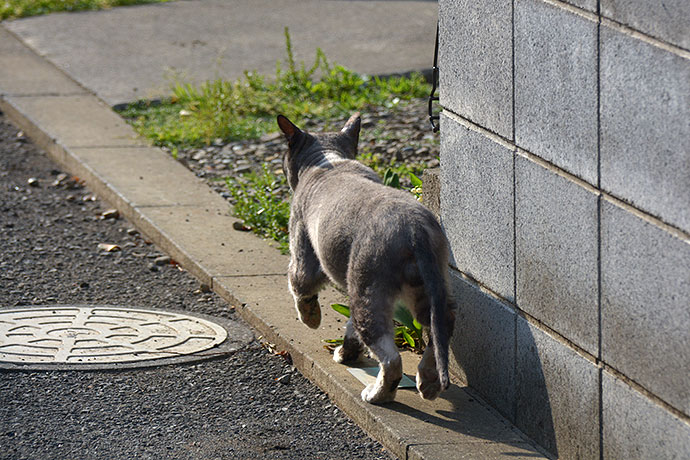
277 113 361 190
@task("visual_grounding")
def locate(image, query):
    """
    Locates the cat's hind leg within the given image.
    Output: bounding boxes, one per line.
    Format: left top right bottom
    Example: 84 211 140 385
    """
349 292 402 404
333 318 364 364
416 340 442 400
361 334 402 404
288 223 327 329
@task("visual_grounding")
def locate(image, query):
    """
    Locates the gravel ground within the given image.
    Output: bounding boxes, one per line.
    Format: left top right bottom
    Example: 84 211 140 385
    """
0 111 396 460
161 100 439 201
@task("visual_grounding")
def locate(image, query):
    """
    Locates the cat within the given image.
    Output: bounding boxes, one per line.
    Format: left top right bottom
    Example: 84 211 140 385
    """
277 113 456 404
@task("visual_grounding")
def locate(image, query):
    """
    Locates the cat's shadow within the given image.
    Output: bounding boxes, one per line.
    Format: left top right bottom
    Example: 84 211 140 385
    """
384 384 545 457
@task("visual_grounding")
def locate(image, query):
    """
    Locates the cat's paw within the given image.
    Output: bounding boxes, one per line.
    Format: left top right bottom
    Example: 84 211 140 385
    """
296 296 321 329
361 382 397 404
333 345 348 364
333 345 363 364
416 371 442 400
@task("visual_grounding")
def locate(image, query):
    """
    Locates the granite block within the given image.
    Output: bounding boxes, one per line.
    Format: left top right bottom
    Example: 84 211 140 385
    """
600 25 690 233
602 371 690 459
438 0 513 138
515 0 598 184
440 112 515 301
515 154 599 355
601 198 690 414
516 318 600 458
448 270 516 421
602 0 690 50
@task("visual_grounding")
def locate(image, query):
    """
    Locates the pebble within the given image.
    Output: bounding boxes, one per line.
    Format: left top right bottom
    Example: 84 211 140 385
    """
154 255 171 266
233 165 252 174
100 209 120 220
52 173 68 186
232 221 251 231
259 132 282 143
97 243 121 253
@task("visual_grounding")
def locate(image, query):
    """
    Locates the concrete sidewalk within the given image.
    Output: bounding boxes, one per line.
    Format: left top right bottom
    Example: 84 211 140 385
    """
4 0 438 106
0 1 548 458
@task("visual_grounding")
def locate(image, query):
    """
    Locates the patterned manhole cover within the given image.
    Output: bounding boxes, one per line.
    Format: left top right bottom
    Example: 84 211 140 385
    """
0 306 252 370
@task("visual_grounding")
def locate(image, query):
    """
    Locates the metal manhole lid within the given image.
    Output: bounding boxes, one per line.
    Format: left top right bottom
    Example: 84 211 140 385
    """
0 305 251 370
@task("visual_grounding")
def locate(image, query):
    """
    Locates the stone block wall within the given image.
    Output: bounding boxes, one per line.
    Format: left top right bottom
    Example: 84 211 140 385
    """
437 0 690 457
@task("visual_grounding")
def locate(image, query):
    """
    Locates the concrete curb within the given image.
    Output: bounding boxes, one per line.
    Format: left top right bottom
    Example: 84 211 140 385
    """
0 25 547 460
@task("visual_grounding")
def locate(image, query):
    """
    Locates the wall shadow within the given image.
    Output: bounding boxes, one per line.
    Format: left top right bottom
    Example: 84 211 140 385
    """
446 272 559 457
385 382 548 458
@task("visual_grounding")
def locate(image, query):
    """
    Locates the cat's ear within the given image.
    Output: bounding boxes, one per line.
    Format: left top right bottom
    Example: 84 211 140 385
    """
277 115 303 147
340 112 361 144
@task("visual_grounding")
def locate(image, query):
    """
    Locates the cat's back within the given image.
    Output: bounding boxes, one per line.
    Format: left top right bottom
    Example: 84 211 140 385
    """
299 160 436 235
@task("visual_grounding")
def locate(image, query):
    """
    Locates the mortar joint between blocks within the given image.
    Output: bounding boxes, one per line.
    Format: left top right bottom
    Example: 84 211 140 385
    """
602 363 690 423
442 110 690 240
529 0 690 57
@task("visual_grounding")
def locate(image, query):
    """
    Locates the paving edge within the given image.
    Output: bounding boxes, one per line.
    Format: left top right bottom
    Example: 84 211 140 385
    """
0 24 549 460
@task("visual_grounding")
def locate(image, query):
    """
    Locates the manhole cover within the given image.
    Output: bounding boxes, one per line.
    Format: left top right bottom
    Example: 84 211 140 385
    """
0 305 252 370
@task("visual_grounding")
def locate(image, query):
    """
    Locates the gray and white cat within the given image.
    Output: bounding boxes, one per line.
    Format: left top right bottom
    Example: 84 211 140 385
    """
278 113 456 404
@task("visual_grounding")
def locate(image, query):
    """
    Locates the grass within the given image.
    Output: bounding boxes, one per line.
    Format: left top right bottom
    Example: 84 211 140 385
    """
357 152 426 184
0 0 173 20
117 27 430 151
226 164 291 254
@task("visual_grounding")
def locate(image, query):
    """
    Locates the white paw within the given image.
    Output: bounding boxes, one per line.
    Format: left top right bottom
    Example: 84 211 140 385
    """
333 345 363 364
333 345 346 364
361 382 396 404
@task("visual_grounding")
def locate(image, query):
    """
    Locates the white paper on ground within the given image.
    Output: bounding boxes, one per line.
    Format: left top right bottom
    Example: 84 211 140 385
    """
347 367 416 389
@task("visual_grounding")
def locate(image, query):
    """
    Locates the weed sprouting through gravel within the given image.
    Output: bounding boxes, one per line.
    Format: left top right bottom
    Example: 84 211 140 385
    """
226 164 291 253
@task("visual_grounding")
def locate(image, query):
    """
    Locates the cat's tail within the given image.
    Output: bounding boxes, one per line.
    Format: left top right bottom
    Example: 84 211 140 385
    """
415 225 454 392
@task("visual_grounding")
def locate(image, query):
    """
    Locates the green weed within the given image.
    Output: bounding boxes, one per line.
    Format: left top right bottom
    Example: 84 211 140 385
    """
324 303 425 353
1 0 172 20
225 164 291 253
357 152 426 188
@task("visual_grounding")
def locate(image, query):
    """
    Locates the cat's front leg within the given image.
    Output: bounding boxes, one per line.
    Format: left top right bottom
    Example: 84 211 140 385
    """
288 222 327 329
333 318 364 364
